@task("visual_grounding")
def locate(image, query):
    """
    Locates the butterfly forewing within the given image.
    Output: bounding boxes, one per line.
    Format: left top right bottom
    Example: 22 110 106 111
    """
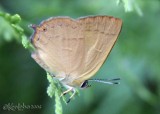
31 16 122 86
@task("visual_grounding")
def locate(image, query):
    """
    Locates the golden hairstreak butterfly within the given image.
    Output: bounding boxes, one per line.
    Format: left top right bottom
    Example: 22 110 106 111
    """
30 16 122 102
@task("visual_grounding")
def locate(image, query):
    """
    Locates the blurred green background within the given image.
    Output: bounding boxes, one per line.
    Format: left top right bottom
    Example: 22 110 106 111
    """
0 0 160 114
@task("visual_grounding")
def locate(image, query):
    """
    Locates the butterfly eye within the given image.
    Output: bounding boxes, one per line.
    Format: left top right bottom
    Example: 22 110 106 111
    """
80 80 90 88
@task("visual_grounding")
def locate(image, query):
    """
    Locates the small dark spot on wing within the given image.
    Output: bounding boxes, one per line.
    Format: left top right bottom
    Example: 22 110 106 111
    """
43 28 47 32
37 37 40 41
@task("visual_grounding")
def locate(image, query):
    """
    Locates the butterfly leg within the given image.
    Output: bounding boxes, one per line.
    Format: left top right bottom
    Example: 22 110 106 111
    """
60 84 76 103
67 89 76 103
60 87 72 97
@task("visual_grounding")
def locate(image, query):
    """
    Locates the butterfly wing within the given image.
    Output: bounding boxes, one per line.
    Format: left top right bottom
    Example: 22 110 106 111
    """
31 17 86 79
72 16 122 86
31 16 122 87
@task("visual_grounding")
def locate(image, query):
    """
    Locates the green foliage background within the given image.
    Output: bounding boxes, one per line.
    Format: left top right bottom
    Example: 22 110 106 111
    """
0 0 160 114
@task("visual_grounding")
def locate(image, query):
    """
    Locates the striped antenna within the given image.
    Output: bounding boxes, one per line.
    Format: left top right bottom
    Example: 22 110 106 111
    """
88 78 120 85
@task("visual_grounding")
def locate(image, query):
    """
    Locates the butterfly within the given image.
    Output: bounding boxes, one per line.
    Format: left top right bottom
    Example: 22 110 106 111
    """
30 16 122 102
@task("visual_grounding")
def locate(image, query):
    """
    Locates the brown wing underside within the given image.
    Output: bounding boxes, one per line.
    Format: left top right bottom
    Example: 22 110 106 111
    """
73 16 122 86
31 16 122 86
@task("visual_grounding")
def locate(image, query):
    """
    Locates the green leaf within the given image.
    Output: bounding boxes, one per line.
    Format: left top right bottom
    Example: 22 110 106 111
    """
117 0 143 16
46 73 63 114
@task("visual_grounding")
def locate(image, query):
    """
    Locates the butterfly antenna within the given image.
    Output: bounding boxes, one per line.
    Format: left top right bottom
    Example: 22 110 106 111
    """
88 78 120 85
